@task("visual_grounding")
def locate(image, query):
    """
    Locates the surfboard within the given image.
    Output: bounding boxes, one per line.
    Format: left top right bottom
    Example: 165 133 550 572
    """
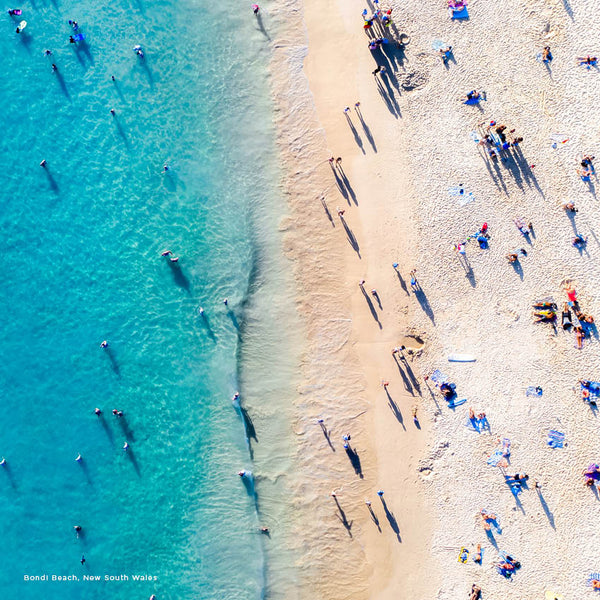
18 20 27 30
447 398 467 408
448 354 476 362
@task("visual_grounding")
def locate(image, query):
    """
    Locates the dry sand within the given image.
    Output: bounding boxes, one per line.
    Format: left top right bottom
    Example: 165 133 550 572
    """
265 0 600 597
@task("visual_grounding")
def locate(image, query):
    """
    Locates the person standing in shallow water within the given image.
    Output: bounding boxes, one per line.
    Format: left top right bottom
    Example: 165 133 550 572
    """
252 3 259 13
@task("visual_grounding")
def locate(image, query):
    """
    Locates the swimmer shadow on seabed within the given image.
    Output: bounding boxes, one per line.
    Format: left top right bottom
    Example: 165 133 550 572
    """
72 41 94 69
2 463 18 490
199 311 216 341
54 70 71 100
77 459 94 486
104 347 121 378
117 415 136 442
42 167 59 193
380 497 401 542
112 115 130 149
168 261 191 293
97 414 114 444
254 13 270 40
385 387 406 430
125 448 141 477
333 496 353 537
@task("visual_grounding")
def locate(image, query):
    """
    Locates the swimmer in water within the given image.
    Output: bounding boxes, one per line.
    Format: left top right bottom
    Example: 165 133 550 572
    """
80 555 86 565
110 108 115 115
111 75 115 81
163 164 170 172
44 49 52 56
0 458 6 466
112 409 124 417
94 408 102 416
169 256 179 263
252 4 259 13
69 36 76 44
100 340 108 348
8 9 23 16
161 250 172 257
223 298 228 306
238 470 247 477
51 64 58 72
76 454 82 462
133 45 144 58
198 307 204 315
123 442 129 451
73 525 82 536
40 159 47 168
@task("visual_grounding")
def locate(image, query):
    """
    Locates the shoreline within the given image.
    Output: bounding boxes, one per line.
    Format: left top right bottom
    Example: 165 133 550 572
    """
264 0 436 597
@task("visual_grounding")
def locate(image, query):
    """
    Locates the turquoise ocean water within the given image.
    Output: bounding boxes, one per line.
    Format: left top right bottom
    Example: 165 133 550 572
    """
0 0 298 598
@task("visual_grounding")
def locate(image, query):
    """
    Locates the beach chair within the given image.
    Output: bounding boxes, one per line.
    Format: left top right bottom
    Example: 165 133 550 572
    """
587 572 600 589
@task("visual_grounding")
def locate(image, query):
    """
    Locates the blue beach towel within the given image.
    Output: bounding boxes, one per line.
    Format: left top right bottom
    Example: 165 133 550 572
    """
430 369 448 385
487 450 504 466
588 572 600 587
449 6 468 18
526 386 543 397
547 430 565 448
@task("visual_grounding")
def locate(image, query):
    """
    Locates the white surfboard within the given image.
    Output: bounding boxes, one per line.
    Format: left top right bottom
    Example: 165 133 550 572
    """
18 20 27 30
448 354 476 362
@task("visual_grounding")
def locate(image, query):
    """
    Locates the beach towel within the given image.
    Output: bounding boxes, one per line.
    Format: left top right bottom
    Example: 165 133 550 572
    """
587 572 600 588
458 547 469 563
473 547 484 564
526 386 543 397
582 381 600 397
545 592 564 600
430 369 448 385
487 449 506 467
547 430 565 448
432 39 448 51
500 438 511 456
449 5 468 18
448 186 476 206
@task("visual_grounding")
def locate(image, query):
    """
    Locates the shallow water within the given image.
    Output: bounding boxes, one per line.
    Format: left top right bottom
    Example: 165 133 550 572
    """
0 0 300 598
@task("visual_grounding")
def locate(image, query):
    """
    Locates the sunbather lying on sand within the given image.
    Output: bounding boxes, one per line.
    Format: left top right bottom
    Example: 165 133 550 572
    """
470 584 481 600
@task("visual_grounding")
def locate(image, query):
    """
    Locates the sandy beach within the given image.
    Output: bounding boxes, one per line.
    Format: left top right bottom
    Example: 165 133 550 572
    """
266 0 600 597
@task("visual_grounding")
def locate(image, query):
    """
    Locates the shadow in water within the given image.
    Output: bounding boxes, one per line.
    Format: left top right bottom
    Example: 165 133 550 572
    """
168 261 191 293
125 448 141 477
103 347 121 378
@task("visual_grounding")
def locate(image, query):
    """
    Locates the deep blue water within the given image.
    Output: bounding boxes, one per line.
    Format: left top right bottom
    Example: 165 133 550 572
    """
0 0 285 598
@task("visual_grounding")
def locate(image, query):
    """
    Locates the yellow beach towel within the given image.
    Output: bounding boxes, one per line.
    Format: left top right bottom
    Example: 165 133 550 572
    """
545 592 564 600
